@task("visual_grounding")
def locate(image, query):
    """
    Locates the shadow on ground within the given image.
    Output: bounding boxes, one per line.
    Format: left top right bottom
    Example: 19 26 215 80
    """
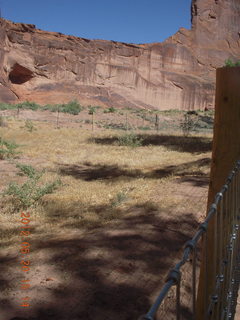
1 202 200 320
91 134 212 153
58 157 210 186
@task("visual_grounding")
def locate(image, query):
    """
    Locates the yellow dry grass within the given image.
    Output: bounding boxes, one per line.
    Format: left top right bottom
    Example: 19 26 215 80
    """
0 118 212 247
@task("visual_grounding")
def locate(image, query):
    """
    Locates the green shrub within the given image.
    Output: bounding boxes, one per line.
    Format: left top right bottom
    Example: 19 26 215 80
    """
44 101 83 115
88 106 98 115
179 112 199 137
16 101 40 111
0 103 14 110
103 107 116 113
0 137 20 160
0 116 8 127
0 100 84 115
3 163 61 209
58 100 83 115
16 163 41 179
117 133 143 147
224 59 240 67
43 104 59 112
102 123 126 130
24 120 36 132
138 126 151 131
110 191 128 207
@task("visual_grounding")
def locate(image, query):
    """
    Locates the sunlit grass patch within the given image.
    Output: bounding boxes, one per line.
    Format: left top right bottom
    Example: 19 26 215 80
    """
0 117 212 239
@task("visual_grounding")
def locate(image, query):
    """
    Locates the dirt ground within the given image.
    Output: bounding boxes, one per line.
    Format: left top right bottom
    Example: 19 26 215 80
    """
0 110 211 320
0 171 209 320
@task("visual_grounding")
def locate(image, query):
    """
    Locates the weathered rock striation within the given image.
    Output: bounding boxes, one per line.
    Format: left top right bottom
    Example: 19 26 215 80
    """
0 0 240 110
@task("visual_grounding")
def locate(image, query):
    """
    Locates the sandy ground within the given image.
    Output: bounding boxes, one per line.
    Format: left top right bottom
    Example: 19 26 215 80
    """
0 109 221 319
0 164 209 320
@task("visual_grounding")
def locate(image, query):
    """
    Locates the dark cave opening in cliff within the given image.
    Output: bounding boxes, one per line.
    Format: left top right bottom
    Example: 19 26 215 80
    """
8 63 34 84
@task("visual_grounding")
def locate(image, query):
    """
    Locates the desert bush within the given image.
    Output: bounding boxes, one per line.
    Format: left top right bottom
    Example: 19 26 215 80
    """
43 104 59 112
58 100 83 115
16 163 41 179
103 123 126 130
224 59 240 67
44 100 83 115
180 112 199 137
0 103 13 110
0 137 20 160
24 120 37 132
110 191 128 207
117 133 143 147
16 101 40 110
3 163 61 209
88 106 98 115
103 107 116 113
0 116 8 127
138 126 151 131
0 101 40 111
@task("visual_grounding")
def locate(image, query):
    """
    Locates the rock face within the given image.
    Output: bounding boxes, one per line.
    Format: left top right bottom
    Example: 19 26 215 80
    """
0 0 240 110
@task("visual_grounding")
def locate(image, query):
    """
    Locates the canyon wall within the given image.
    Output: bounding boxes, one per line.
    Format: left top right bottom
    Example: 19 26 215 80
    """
0 0 240 110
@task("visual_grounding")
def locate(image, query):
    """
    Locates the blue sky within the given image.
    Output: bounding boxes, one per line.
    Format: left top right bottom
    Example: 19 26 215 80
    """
0 0 192 44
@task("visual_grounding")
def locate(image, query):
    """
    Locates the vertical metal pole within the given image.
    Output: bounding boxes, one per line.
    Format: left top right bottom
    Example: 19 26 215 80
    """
142 113 145 128
176 277 181 320
57 106 60 128
226 182 234 319
192 248 197 318
222 187 230 319
204 232 208 320
216 198 224 319
155 114 159 133
126 112 129 131
92 113 94 131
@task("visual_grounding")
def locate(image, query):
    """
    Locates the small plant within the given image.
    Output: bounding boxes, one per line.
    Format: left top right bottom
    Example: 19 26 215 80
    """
180 111 199 137
88 106 98 131
103 107 116 113
3 163 61 209
117 133 143 147
0 137 20 160
44 100 83 115
24 120 36 132
110 191 128 207
43 104 59 112
88 106 98 115
16 163 41 179
138 126 151 131
16 101 40 111
224 59 240 67
0 116 8 127
59 100 83 115
0 103 12 110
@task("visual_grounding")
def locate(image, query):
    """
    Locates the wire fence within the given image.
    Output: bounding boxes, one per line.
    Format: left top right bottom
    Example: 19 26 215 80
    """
139 161 240 320
0 108 213 135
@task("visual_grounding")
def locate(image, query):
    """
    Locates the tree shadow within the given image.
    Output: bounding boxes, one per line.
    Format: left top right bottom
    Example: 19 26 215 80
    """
58 162 142 181
148 157 210 186
58 157 210 186
2 201 200 320
177 175 209 187
92 134 212 153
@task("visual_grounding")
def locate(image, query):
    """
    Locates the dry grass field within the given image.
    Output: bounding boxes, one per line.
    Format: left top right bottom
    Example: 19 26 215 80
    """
0 113 212 320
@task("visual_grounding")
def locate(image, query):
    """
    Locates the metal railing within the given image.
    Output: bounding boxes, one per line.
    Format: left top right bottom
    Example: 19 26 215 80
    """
140 160 240 320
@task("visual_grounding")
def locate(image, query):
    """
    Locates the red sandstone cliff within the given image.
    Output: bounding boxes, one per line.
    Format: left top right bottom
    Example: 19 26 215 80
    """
0 0 240 110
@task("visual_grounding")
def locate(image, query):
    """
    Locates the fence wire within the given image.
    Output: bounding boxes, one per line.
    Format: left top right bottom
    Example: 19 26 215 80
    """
140 161 240 320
